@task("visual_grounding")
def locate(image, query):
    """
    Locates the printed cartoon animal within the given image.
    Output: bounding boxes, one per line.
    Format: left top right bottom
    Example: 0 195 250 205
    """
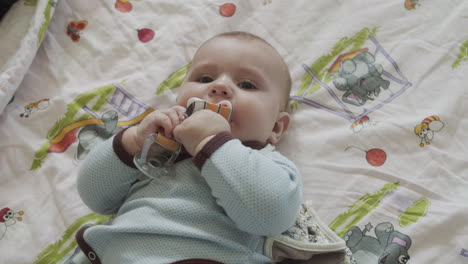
333 51 390 106
76 110 122 160
405 0 419 10
414 115 444 147
344 222 411 264
20 98 49 118
0 207 24 240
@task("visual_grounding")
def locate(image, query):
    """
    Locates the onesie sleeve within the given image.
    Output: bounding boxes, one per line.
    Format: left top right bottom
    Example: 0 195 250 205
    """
198 134 303 236
77 129 141 215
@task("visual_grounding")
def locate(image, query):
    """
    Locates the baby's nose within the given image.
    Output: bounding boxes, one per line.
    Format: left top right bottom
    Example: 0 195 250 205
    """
209 83 232 98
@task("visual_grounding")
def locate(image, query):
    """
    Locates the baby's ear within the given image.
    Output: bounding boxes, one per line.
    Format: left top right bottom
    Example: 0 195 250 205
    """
268 111 290 144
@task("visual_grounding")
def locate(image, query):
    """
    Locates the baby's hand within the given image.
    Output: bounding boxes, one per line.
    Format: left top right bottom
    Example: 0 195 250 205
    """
122 106 186 155
173 109 231 156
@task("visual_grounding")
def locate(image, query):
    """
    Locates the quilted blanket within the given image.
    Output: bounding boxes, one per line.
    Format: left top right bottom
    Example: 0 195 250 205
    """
0 0 467 263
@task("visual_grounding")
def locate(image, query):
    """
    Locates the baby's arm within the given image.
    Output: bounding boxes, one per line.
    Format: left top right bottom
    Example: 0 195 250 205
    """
77 134 141 215
77 106 186 214
173 109 302 236
196 135 303 237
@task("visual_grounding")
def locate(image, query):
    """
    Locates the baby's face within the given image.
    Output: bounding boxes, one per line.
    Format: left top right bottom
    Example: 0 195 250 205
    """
176 36 289 143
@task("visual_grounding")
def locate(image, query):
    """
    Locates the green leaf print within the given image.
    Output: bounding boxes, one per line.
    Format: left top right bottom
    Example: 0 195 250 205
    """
37 0 55 46
329 182 398 238
30 84 117 170
156 63 191 94
452 39 468 69
34 213 112 264
399 198 430 227
24 0 38 6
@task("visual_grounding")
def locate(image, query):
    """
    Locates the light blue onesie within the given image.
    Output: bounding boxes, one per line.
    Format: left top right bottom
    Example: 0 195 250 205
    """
77 131 303 264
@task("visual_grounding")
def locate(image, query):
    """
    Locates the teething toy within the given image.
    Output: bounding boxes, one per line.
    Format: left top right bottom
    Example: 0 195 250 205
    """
134 98 232 178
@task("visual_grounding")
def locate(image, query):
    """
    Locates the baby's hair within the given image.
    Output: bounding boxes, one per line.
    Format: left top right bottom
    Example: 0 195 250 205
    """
206 31 292 111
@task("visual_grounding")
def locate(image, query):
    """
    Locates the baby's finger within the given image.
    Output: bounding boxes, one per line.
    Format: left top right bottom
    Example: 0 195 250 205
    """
157 113 174 138
139 112 161 134
171 106 187 121
164 110 182 136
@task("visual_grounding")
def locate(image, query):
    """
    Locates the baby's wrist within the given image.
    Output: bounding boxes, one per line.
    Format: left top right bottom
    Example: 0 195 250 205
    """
194 135 216 156
192 132 234 170
122 126 141 155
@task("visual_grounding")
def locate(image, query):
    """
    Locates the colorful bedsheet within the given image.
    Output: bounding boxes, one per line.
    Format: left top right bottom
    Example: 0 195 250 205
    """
1 0 467 263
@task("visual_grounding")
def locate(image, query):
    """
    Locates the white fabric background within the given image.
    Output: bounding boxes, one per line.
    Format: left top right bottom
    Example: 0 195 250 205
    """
0 0 467 263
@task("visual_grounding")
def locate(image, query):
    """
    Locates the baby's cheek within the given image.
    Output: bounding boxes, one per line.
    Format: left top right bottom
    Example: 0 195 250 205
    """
243 112 267 131
175 96 188 108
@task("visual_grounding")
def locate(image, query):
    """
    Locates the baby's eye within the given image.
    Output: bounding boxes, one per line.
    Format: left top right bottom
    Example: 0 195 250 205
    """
198 76 213 83
238 81 256 90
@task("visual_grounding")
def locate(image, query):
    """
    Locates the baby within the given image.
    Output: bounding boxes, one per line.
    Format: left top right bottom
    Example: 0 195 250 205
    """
76 31 303 264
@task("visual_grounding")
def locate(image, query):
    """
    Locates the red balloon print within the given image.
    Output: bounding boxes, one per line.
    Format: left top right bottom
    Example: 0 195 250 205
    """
137 28 155 43
219 3 236 17
345 146 387 166
115 0 132 12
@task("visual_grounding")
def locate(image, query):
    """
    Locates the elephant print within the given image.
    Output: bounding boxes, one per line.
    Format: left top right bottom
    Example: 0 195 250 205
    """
344 222 411 264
